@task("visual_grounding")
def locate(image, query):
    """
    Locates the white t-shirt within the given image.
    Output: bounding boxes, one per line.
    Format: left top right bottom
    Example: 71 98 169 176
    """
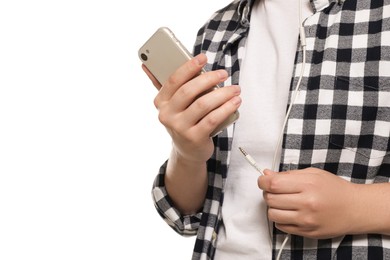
214 0 312 259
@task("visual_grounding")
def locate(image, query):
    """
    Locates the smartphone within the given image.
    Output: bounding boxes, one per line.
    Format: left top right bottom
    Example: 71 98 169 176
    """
138 27 239 136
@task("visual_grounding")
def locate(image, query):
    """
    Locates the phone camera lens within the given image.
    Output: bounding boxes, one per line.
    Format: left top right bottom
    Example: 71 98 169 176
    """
141 53 148 61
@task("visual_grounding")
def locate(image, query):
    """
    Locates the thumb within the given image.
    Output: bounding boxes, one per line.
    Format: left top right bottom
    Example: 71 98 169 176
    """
263 169 277 176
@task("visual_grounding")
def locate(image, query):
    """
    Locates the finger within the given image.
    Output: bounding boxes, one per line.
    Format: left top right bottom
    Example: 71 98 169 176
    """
275 223 315 238
169 69 229 112
268 207 300 225
263 192 300 210
157 53 208 102
274 223 300 235
263 169 276 176
258 174 303 194
183 85 241 128
193 94 242 136
169 91 241 138
154 71 233 134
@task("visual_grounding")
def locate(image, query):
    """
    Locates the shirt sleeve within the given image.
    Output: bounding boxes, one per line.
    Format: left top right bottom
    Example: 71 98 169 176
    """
151 160 202 237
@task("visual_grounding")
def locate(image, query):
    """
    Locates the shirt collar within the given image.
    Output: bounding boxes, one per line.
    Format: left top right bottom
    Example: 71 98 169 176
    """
239 0 344 14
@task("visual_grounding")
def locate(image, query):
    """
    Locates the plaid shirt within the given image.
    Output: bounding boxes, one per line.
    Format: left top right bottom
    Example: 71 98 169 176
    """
152 0 390 259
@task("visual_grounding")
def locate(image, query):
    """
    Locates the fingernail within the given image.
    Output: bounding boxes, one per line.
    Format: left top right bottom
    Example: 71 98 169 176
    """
231 96 241 105
218 70 228 79
232 85 241 94
194 54 207 66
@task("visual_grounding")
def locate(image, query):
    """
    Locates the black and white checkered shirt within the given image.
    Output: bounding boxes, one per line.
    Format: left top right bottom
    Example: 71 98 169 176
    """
152 0 390 259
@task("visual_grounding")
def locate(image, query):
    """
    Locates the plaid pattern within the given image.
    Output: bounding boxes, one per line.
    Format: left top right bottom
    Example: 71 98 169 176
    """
151 0 390 259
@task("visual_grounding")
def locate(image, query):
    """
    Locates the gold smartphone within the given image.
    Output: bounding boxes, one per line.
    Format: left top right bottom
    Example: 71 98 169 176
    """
138 27 239 136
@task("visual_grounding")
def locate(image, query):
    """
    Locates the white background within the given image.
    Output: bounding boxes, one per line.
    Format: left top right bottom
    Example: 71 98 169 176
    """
0 0 228 259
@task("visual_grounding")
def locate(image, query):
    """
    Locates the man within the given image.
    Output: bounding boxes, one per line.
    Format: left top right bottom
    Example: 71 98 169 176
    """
143 0 390 259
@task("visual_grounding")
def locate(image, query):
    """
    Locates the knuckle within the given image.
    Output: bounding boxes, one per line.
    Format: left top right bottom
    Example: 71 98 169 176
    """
200 71 220 87
301 215 316 228
179 85 191 96
258 177 263 189
153 97 160 109
267 208 278 222
263 192 271 203
301 226 322 239
205 114 219 128
157 112 167 125
166 73 181 87
195 97 210 111
179 84 196 98
268 178 281 193
303 197 318 212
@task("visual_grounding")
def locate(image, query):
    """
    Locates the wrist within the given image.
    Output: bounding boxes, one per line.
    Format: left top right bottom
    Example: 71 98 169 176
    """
169 147 208 169
348 183 390 235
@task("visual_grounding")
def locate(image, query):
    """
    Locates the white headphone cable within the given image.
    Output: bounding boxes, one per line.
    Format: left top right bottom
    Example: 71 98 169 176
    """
274 42 306 260
237 0 307 258
274 0 307 259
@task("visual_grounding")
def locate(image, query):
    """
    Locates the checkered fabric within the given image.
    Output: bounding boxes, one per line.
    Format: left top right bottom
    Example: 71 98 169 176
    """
151 0 390 259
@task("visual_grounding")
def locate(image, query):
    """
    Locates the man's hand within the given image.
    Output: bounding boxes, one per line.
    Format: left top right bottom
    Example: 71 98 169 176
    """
258 167 358 239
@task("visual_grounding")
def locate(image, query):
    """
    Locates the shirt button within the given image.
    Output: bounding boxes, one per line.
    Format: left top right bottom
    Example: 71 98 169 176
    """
211 231 218 247
212 231 217 241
